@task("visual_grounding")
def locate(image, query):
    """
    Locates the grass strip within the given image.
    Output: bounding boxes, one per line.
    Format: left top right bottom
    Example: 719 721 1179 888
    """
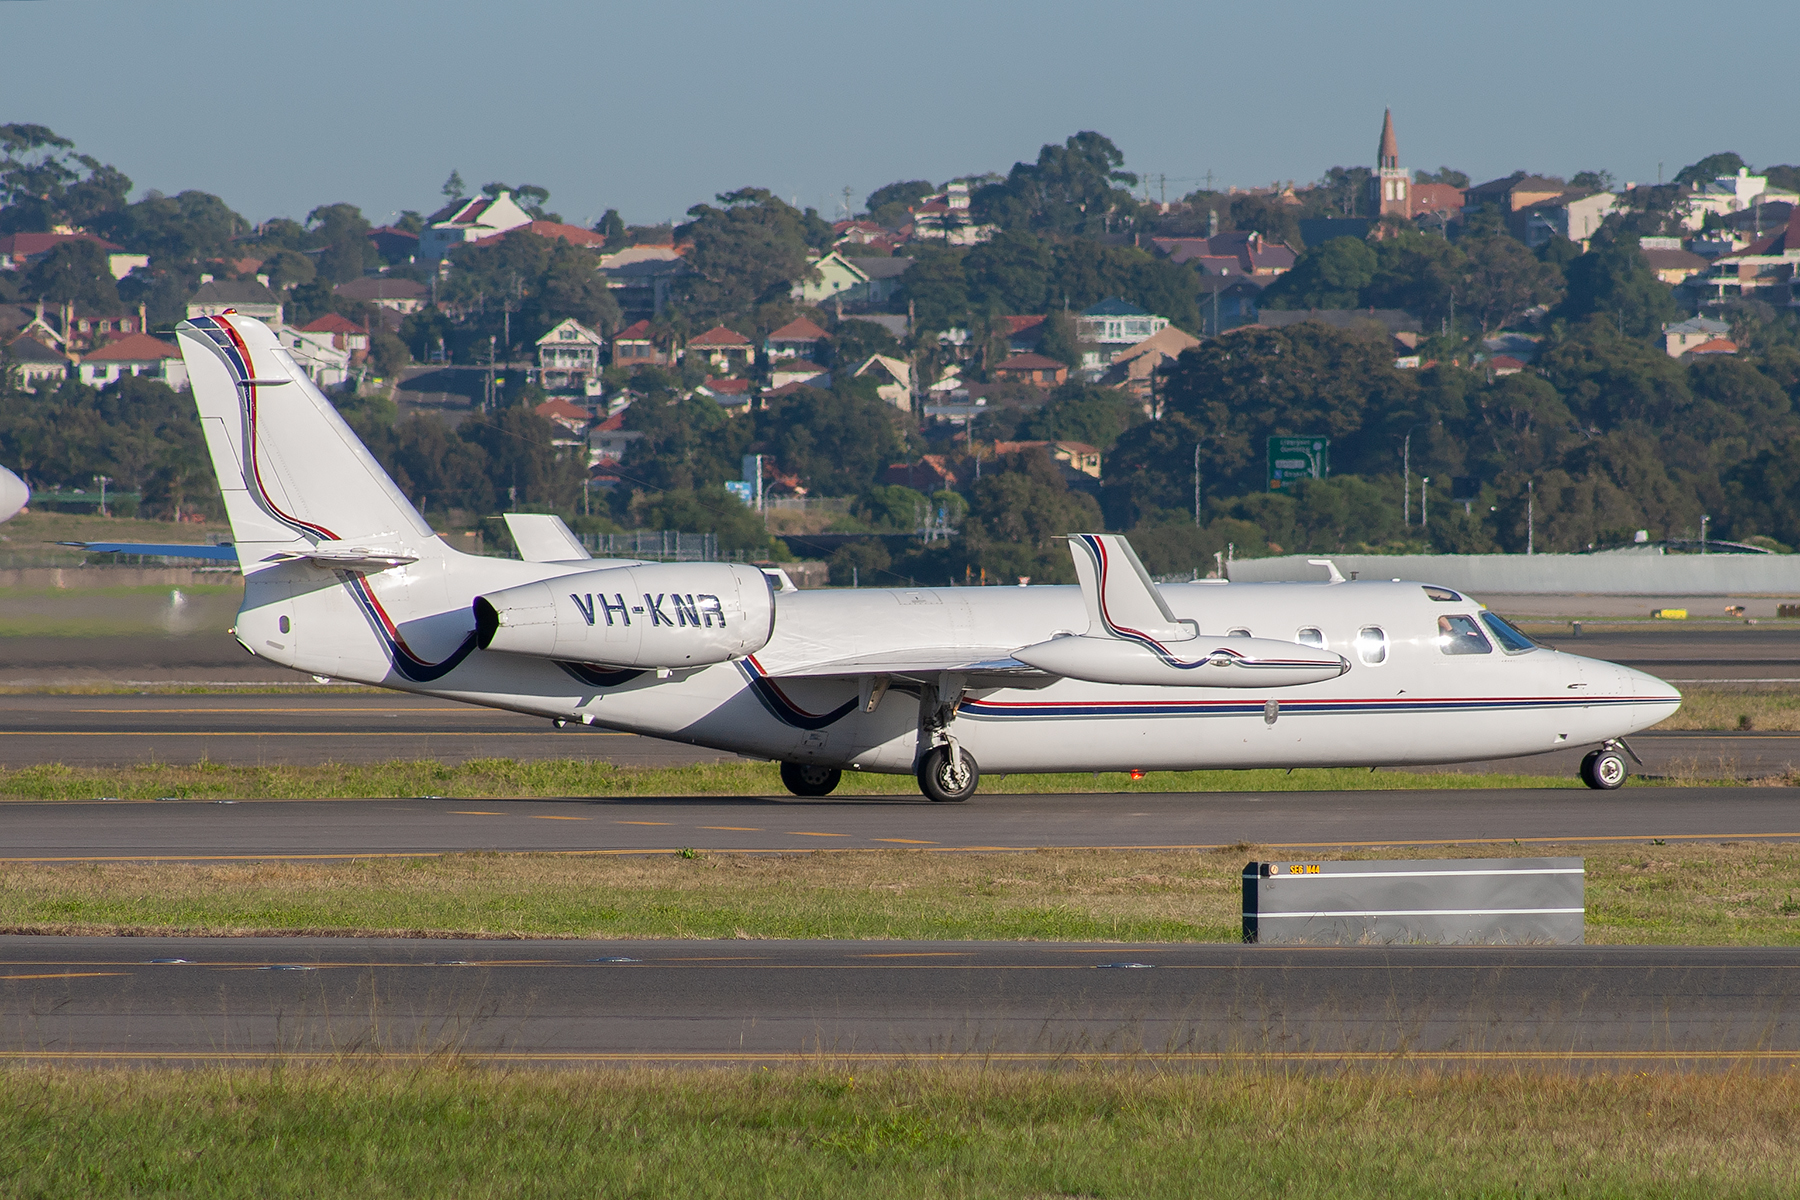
4 843 1797 944
0 758 1693 803
0 1067 1796 1197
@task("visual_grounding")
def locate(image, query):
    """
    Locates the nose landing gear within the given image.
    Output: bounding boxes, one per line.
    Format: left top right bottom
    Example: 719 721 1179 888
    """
1579 739 1639 790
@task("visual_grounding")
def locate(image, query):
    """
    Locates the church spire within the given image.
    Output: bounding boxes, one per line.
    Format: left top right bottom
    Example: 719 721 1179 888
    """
1378 108 1399 170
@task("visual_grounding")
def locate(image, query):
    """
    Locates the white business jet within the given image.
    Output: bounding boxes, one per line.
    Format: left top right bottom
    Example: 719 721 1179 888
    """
175 313 1679 800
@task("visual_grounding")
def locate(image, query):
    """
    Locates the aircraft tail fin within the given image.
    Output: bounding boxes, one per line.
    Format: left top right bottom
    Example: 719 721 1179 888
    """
1066 533 1194 645
176 313 439 572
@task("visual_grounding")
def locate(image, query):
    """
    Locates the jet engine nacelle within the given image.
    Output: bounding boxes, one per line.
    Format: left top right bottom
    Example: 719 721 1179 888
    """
474 562 775 669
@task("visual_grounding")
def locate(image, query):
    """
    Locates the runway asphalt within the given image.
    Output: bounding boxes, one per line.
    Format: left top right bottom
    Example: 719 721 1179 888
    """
1 936 1793 1066
4 788 1797 861
3 694 1798 780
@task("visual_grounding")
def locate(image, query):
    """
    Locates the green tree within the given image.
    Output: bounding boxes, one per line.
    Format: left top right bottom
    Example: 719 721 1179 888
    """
0 124 131 234
865 180 935 228
963 229 1054 314
1674 153 1747 188
1016 381 1140 450
675 189 821 321
971 132 1138 237
595 209 626 243
260 248 316 289
1415 167 1470 188
828 538 893 586
1459 234 1563 332
442 171 466 201
897 244 967 334
22 239 120 309
756 381 907 495
958 447 1104 584
1555 242 1678 338
1259 237 1377 309
1366 230 1466 327
627 487 775 554
96 190 247 261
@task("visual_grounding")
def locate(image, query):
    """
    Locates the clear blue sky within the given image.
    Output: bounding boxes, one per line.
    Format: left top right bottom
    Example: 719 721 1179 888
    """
3 0 1794 229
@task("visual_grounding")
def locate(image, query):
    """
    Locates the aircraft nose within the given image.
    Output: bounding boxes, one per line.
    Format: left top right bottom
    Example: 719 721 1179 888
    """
1618 661 1681 729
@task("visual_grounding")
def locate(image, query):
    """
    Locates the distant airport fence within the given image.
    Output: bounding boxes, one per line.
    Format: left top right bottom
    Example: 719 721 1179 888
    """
1228 552 1800 595
581 530 718 562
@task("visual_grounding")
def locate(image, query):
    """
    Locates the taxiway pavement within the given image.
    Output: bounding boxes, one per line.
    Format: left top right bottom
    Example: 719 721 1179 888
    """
1 936 1793 1067
3 789 1797 861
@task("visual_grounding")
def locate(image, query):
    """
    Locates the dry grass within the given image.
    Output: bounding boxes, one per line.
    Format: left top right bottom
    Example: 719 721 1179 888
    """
1657 687 1800 732
3 841 1796 944
1 1066 1796 1197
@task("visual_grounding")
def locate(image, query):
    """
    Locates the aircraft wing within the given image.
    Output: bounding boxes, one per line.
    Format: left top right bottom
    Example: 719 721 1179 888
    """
62 541 238 562
758 646 1052 687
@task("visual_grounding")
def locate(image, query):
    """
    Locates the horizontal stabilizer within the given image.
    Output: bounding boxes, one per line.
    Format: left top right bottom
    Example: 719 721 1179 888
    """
1014 634 1349 688
264 539 419 571
1067 533 1194 644
757 646 1050 686
503 513 592 563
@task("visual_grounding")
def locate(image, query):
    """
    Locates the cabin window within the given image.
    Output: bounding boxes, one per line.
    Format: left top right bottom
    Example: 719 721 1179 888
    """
1480 611 1538 654
1296 627 1325 648
1423 585 1463 602
1227 627 1252 638
1437 614 1493 655
1355 626 1388 665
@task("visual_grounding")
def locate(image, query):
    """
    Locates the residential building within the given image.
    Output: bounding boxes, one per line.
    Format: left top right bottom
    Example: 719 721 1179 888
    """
991 352 1067 386
842 256 912 303
792 252 868 304
832 220 889 245
186 279 283 325
1694 208 1800 305
76 333 189 389
1682 169 1800 231
1488 355 1526 376
1000 315 1047 353
687 325 755 375
5 334 70 392
533 397 593 439
1196 275 1270 334
1074 298 1170 373
536 317 606 394
419 191 533 263
1371 109 1409 217
992 439 1103 480
0 231 139 279
768 362 830 390
332 277 429 312
598 244 690 318
468 220 607 251
909 183 996 245
852 354 913 411
54 303 150 351
274 325 351 387
764 317 828 360
1153 231 1296 276
696 376 754 412
298 313 370 356
1463 173 1567 213
1662 315 1731 357
589 410 642 465
366 226 420 263
1409 183 1465 222
1521 190 1618 249
1099 325 1202 406
882 455 959 490
610 320 669 368
1642 245 1709 285
1684 338 1738 357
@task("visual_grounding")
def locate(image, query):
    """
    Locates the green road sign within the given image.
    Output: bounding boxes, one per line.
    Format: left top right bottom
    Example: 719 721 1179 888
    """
1268 436 1328 490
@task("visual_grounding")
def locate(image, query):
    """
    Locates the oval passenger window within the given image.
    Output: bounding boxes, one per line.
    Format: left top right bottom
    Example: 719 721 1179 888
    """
1356 625 1387 665
1296 627 1324 648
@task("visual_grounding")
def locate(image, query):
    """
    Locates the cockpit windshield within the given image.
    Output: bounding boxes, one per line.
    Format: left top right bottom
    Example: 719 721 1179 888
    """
1479 611 1538 653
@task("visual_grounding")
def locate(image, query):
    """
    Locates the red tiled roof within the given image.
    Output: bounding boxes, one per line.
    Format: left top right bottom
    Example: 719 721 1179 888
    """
595 411 628 432
470 220 607 250
766 317 828 342
0 232 123 257
1000 315 1047 335
1489 355 1526 370
80 333 180 362
300 313 367 335
1733 208 1800 257
995 353 1066 371
534 398 592 422
1687 338 1739 355
613 320 654 342
689 325 752 347
703 377 752 394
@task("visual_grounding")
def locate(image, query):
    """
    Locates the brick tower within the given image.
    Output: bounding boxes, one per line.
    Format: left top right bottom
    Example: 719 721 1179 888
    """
1370 108 1408 217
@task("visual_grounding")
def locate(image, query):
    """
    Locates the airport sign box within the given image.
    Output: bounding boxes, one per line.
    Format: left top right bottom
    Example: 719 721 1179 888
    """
1267 436 1328 490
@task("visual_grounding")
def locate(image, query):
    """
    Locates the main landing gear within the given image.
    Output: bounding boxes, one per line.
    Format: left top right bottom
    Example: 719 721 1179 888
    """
1579 740 1637 790
915 673 979 802
779 762 841 797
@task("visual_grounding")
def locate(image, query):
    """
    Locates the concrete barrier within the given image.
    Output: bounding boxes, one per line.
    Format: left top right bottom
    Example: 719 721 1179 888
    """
1242 857 1585 945
0 567 241 590
1227 553 1800 596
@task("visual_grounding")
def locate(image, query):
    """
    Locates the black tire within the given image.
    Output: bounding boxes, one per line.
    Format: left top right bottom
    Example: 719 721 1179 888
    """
779 762 842 797
1580 749 1627 790
916 745 979 803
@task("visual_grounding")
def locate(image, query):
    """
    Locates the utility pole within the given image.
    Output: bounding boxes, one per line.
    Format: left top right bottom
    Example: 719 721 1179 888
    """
1421 477 1429 531
95 474 111 518
1193 444 1202 527
1700 514 1709 553
1527 479 1535 555
1403 432 1411 526
842 185 852 220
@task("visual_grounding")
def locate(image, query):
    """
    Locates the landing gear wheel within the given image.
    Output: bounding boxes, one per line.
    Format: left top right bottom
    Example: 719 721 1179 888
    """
1580 748 1627 790
779 762 842 797
916 745 979 803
